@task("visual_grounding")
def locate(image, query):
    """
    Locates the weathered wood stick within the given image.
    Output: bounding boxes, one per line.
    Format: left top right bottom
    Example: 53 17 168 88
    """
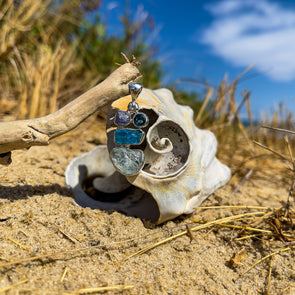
0 62 141 164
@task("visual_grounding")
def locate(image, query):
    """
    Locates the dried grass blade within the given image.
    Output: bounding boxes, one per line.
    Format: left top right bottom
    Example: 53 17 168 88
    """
7 235 29 251
16 288 72 294
242 246 294 276
74 284 134 294
245 91 254 137
235 234 262 241
126 212 265 260
0 230 164 268
262 126 295 135
60 266 68 283
0 278 28 293
0 247 93 268
233 63 256 82
285 136 294 163
217 223 271 234
0 256 10 261
237 116 254 151
232 169 253 195
195 205 272 210
195 87 213 124
253 140 294 164
266 256 274 295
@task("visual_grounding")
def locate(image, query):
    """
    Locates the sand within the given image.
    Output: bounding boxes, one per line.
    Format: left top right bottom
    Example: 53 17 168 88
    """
0 117 294 294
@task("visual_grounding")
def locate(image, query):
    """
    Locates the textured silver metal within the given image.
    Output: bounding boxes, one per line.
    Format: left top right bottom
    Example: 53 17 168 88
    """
129 82 143 102
128 101 139 113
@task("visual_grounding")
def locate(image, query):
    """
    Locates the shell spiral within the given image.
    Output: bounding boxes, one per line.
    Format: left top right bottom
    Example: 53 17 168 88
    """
66 88 231 224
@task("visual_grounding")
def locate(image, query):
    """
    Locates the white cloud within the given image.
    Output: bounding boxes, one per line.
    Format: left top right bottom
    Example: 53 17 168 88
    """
201 0 295 81
106 2 119 11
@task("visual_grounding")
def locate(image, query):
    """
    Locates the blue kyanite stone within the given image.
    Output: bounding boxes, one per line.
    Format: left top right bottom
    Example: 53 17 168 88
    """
115 128 144 145
133 112 149 128
110 147 144 175
115 110 131 126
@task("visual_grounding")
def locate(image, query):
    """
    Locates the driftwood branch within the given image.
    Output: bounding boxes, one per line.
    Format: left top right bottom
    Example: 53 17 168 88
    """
0 62 141 165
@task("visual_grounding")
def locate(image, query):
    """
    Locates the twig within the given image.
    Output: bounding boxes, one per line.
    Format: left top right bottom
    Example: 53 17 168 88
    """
231 169 253 195
262 125 295 135
120 52 130 63
185 224 197 242
0 60 141 161
253 141 294 164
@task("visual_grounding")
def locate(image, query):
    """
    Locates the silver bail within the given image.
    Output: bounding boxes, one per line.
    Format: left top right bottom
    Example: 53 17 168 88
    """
129 82 143 102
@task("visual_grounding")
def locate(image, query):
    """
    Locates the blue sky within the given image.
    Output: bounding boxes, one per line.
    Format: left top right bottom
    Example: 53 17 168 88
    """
99 0 295 120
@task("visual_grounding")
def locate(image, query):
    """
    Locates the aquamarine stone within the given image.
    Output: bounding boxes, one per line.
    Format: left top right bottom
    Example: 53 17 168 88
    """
115 110 131 126
110 147 144 175
115 129 144 145
133 112 149 128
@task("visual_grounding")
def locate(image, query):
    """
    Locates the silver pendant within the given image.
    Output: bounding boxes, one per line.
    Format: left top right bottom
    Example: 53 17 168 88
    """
109 82 149 176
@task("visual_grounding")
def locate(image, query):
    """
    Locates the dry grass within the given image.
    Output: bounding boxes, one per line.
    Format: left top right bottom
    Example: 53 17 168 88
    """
0 0 91 119
11 43 76 118
0 0 50 59
0 0 49 118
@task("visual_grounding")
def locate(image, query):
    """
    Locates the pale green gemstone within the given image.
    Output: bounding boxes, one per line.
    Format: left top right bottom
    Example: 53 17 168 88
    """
110 147 144 176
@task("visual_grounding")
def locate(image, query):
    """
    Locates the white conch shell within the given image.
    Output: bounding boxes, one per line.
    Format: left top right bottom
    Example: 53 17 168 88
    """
65 88 231 224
